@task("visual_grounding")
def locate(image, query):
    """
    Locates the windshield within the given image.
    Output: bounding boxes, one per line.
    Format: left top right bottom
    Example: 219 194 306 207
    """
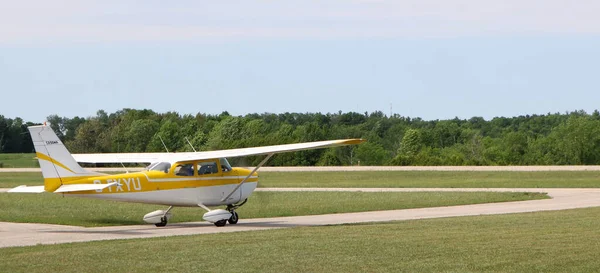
149 162 171 173
145 162 159 170
220 158 232 172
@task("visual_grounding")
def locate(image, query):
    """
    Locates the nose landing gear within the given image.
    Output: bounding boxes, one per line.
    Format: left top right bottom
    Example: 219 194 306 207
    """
143 206 173 227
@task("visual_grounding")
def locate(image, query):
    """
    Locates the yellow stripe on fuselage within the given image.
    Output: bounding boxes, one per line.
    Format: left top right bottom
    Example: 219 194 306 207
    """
36 152 75 173
62 168 257 195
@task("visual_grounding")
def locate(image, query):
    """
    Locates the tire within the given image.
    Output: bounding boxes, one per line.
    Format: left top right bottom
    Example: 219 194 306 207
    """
155 219 168 227
214 220 227 227
228 211 239 224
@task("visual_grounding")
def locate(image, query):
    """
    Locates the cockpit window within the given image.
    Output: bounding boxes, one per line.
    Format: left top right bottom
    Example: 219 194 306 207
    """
197 161 218 175
174 164 194 176
220 158 232 172
149 162 171 173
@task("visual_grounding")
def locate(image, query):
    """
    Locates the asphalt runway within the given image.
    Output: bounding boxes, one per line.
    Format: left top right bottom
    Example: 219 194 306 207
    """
2 187 600 248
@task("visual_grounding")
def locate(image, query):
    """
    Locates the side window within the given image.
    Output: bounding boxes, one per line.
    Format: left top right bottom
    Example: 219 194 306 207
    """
174 164 194 176
197 161 218 175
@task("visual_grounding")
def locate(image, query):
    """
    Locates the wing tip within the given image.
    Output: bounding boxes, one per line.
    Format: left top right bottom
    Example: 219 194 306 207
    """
342 139 367 145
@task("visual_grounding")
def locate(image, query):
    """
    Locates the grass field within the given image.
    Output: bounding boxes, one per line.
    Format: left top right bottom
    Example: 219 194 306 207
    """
2 206 599 272
0 172 42 187
0 153 37 168
1 169 597 271
2 171 600 188
0 191 547 226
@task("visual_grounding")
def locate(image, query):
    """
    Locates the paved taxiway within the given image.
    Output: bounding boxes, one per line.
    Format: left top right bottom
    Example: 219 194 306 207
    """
2 187 600 248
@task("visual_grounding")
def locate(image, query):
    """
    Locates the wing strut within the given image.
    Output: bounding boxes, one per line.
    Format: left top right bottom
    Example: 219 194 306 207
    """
221 153 274 202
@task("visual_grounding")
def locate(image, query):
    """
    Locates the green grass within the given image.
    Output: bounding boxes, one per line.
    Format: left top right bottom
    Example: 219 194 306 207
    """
0 153 37 168
0 191 547 226
0 172 43 187
2 171 600 188
2 206 600 272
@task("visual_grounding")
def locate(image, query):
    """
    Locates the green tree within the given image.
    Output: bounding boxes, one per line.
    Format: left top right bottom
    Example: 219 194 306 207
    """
204 117 246 150
355 142 389 165
66 120 103 153
0 115 8 152
147 120 182 152
317 149 343 166
502 132 528 164
546 116 600 164
125 119 159 152
390 129 422 165
7 108 600 165
399 129 421 156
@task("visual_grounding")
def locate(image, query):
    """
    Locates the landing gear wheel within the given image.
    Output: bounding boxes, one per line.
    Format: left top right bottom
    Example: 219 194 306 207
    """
228 211 239 224
155 217 168 227
214 220 227 227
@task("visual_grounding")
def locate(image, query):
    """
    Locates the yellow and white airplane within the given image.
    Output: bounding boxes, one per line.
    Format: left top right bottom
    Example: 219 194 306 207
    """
9 125 364 227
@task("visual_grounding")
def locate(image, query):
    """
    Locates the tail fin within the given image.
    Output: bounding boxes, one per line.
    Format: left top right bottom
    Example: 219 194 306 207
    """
28 125 98 192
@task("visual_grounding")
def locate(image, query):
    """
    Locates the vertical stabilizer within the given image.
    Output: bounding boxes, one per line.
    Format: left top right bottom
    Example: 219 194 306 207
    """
28 125 98 192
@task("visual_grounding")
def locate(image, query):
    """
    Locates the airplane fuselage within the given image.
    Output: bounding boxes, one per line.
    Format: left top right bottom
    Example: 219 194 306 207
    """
64 167 258 207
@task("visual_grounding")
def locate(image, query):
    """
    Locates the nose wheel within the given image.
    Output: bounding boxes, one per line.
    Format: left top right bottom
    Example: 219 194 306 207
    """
145 206 173 227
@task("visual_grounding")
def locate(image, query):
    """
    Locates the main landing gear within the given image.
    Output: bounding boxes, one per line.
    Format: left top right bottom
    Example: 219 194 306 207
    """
212 211 238 227
204 199 247 227
211 210 239 227
228 211 239 224
147 199 249 228
224 198 246 226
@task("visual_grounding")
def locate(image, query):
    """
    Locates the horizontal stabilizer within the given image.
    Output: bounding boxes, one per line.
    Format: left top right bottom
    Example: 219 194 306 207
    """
54 182 118 193
8 185 46 193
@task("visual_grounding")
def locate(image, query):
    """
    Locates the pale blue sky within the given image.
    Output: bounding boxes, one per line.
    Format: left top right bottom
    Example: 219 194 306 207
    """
1 1 599 121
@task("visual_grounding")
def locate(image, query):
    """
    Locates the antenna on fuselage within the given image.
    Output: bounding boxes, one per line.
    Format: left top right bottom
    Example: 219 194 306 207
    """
185 137 197 152
158 135 169 153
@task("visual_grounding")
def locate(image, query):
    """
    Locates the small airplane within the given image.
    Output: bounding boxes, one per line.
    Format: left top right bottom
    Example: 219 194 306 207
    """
9 124 364 227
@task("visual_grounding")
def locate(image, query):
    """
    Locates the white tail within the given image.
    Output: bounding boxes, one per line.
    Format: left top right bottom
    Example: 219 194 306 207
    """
28 125 99 191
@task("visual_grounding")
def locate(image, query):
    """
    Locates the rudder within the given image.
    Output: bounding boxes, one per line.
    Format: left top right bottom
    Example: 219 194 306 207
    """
28 125 99 192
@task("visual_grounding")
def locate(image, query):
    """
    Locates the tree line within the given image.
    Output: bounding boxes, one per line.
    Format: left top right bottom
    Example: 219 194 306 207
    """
1 109 600 166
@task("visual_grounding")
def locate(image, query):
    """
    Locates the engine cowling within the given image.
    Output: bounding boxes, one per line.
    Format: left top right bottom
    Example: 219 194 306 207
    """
143 210 172 224
202 209 232 223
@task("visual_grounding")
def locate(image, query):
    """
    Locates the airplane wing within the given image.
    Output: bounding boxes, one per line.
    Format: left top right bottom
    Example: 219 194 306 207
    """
72 153 165 163
73 138 365 163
